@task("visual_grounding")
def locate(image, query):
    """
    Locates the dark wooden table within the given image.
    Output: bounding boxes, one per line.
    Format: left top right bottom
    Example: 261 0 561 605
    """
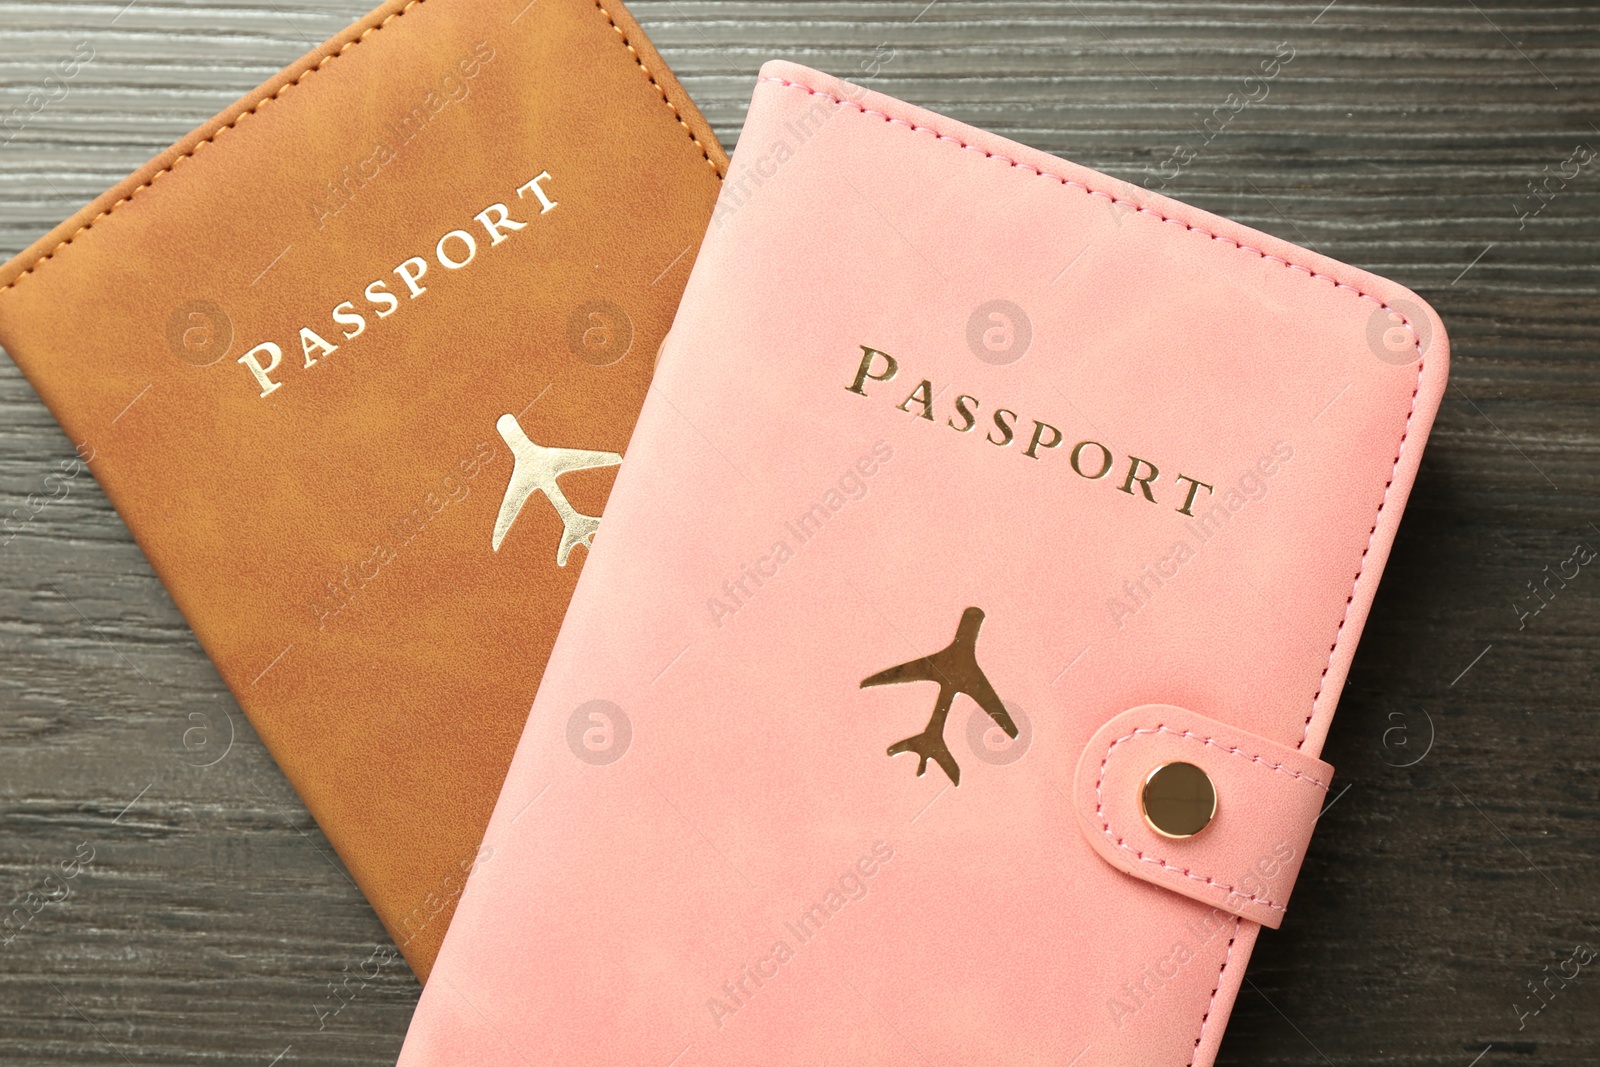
2 1 1596 1063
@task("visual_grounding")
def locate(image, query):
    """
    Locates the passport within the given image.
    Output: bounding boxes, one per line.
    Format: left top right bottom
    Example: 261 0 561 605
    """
0 0 725 980
400 61 1448 1063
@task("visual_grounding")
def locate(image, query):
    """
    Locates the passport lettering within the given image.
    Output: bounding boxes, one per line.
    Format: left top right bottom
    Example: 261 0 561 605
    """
847 345 1215 517
238 172 559 399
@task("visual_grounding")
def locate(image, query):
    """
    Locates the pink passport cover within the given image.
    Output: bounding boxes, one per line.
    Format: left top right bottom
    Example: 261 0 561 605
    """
400 61 1448 1066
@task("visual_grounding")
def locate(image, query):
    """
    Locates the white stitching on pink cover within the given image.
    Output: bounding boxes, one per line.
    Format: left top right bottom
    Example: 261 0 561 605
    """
1106 726 1331 789
756 72 1431 761
1295 413 1421 749
1092 725 1329 912
1189 916 1241 1067
754 75 1424 358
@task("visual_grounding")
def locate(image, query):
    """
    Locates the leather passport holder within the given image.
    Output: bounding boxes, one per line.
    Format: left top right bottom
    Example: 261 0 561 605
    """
400 61 1449 1064
0 0 724 980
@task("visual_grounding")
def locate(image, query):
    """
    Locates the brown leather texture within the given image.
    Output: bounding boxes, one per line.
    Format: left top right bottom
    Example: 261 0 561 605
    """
0 0 725 981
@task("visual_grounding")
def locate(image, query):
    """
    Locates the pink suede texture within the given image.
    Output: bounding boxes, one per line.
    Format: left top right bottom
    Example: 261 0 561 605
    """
398 61 1449 1067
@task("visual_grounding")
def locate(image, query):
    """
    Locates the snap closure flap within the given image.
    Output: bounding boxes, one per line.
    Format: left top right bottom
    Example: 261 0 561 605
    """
1072 704 1333 929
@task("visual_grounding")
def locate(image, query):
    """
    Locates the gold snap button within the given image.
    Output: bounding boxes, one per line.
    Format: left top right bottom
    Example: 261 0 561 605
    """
1141 762 1217 839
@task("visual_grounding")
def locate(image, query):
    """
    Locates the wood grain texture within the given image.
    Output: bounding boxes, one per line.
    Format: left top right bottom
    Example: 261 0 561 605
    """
1 0 1596 1063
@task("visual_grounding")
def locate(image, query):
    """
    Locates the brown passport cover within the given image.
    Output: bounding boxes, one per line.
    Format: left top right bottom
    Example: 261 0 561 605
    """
0 0 724 979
